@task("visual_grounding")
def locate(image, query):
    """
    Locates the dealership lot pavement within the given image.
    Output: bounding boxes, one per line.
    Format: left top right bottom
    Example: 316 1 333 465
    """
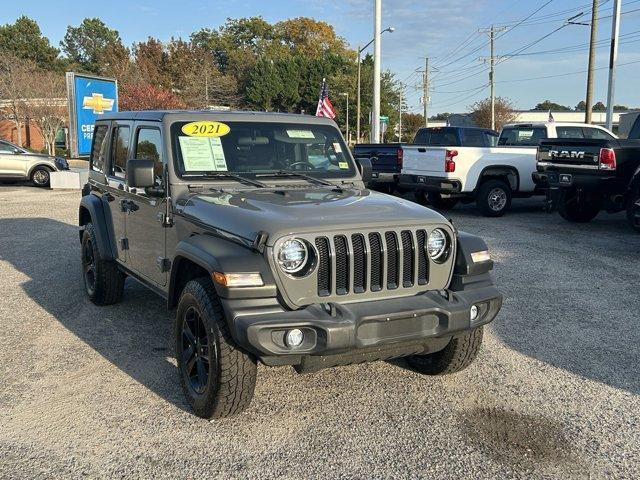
1 186 638 479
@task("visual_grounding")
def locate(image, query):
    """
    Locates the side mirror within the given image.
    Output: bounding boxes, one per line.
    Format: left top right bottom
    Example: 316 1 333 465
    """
13 148 21 154
356 157 373 184
126 159 156 188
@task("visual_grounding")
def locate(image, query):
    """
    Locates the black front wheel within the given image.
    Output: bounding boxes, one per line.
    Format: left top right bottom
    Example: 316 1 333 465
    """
81 222 125 305
558 190 601 223
407 327 484 375
176 278 257 419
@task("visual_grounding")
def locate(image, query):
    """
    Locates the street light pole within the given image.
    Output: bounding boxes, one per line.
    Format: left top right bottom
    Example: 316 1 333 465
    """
340 92 350 144
605 0 621 131
355 27 394 144
372 0 382 144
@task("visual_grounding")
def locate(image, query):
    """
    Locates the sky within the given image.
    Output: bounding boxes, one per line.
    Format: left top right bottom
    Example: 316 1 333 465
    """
2 0 639 114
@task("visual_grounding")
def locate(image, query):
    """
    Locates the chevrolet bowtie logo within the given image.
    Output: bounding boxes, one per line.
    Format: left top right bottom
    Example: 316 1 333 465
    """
82 93 114 115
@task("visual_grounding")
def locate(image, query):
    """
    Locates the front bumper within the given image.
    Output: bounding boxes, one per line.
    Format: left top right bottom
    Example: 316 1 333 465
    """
398 174 462 193
223 284 502 372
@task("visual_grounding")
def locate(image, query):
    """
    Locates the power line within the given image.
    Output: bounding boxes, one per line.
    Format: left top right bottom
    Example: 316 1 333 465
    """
495 59 640 83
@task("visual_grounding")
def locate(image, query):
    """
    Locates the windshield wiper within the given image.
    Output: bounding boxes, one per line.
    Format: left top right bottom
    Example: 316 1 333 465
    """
255 170 334 187
193 172 268 189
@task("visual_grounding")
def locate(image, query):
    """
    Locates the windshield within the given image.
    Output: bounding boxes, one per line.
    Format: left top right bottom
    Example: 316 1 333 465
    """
171 121 355 179
499 127 547 146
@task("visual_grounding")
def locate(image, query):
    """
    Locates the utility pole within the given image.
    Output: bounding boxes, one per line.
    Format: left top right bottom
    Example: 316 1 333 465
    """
372 0 382 143
423 58 429 127
585 0 599 124
605 0 621 131
479 25 506 130
356 45 362 143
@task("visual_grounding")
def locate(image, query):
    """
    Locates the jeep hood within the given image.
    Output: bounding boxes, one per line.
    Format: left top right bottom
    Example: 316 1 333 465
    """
177 187 448 246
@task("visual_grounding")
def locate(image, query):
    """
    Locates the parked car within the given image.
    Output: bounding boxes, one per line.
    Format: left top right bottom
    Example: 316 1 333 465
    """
0 139 69 187
79 110 503 419
397 122 617 216
533 114 640 231
353 126 498 194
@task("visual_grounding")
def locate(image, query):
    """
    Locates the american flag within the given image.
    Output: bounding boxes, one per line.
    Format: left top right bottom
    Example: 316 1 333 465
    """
315 78 336 119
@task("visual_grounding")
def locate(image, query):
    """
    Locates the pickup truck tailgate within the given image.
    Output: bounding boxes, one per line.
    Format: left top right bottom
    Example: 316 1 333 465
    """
403 146 446 174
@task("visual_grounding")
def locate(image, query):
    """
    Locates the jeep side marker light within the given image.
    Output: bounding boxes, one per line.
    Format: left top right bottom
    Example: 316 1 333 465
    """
471 250 491 263
285 329 304 348
212 272 264 287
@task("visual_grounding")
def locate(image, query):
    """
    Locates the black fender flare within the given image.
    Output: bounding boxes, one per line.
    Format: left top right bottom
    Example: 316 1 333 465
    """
627 166 640 196
169 234 277 308
78 194 116 261
450 231 495 291
477 165 519 192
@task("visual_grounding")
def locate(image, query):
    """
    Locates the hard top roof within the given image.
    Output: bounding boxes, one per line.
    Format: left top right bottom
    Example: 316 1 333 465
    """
98 110 337 125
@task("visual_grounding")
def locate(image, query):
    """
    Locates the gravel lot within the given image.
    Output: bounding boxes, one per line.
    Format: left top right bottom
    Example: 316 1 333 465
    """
1 186 639 479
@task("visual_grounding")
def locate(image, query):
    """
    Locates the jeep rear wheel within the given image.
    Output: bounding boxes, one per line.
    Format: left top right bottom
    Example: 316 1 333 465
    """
558 190 600 223
31 167 51 187
176 278 257 419
477 179 511 217
81 222 125 305
406 327 483 375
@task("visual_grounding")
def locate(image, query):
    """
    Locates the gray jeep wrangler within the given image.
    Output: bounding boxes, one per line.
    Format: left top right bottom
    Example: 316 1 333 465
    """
79 111 503 419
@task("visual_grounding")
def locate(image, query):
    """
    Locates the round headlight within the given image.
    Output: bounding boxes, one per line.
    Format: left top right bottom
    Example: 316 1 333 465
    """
427 228 449 260
277 239 308 274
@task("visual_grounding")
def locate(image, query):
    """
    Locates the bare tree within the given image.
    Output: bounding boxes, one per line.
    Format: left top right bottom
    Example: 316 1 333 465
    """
469 97 517 131
30 70 67 155
0 53 37 146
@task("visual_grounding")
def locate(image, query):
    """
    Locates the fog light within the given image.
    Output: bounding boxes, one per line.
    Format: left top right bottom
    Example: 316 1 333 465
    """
285 329 304 348
470 305 479 321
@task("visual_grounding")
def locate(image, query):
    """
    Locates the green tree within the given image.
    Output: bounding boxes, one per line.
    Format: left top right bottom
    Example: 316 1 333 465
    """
429 112 452 121
593 101 606 112
532 100 571 111
61 18 127 75
246 58 280 110
402 113 425 142
0 16 59 70
575 100 586 111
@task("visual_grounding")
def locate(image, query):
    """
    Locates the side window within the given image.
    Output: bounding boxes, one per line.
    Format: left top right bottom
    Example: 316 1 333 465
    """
461 130 486 147
556 126 585 139
585 128 613 140
110 126 130 179
90 125 109 173
134 128 164 186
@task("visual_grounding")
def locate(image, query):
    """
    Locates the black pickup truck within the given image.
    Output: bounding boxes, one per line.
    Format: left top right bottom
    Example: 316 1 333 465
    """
354 126 498 193
533 115 640 231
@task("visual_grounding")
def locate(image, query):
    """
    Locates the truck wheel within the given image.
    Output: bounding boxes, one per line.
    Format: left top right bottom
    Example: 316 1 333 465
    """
81 222 125 306
176 277 257 419
626 189 640 233
430 193 459 210
406 327 483 375
476 179 511 217
558 190 600 223
31 167 51 187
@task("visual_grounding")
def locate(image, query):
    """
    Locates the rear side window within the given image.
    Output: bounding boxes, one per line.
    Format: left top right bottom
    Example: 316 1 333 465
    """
461 129 486 147
499 127 546 146
585 128 614 140
556 126 585 139
110 126 130 179
134 128 164 186
90 125 109 173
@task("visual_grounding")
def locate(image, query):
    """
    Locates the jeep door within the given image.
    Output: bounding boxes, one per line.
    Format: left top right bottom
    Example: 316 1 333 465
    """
124 124 167 287
104 121 133 264
0 141 28 179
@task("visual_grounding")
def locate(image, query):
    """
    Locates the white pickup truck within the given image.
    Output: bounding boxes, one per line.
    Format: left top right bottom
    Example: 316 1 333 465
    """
398 122 617 216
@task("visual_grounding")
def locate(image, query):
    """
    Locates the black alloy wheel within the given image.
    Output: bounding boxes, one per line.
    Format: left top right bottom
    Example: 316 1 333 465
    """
181 306 211 395
82 236 96 296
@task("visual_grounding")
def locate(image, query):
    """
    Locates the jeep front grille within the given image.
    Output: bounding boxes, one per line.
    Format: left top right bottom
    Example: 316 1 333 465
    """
315 230 430 297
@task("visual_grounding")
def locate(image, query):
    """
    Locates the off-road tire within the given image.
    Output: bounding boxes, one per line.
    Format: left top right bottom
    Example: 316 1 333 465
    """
406 326 484 375
476 179 512 217
176 277 257 419
558 190 600 223
31 167 51 187
626 188 640 233
81 222 125 306
430 193 459 210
